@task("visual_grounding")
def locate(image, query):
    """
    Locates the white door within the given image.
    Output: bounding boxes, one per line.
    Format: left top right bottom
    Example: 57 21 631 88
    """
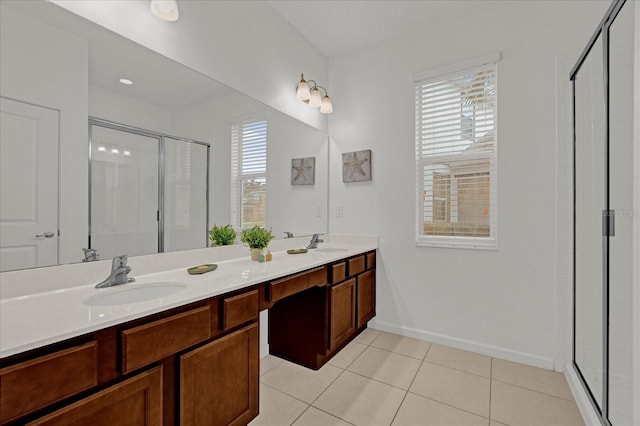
0 97 59 272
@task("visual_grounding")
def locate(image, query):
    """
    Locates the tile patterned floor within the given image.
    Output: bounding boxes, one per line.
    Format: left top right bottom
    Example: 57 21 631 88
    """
249 329 584 426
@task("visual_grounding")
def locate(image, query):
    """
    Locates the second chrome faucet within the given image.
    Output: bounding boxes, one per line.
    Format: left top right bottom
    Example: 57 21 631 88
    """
306 234 324 249
95 255 135 288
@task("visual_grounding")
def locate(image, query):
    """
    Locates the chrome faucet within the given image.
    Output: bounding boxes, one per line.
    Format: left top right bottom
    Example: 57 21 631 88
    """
95 255 135 288
82 248 99 262
306 234 324 249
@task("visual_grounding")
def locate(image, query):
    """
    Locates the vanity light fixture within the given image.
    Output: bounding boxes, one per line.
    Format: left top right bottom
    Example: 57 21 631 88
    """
123 148 132 156
119 78 133 85
97 145 107 152
110 146 120 154
296 73 333 114
150 0 179 22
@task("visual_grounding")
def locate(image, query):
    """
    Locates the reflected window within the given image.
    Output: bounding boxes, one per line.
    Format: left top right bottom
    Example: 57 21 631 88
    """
231 118 267 228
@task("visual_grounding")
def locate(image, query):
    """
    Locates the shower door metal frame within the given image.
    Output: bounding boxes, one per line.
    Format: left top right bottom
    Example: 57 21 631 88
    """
570 0 627 425
88 117 210 255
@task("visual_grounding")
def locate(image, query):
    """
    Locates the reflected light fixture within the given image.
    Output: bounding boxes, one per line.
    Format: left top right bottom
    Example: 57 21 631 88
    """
110 146 120 154
150 0 179 22
119 78 133 85
296 73 333 114
97 145 107 152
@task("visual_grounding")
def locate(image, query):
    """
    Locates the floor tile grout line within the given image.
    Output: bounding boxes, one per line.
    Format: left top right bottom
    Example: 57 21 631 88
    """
422 341 433 361
388 389 409 426
405 390 491 421
308 365 348 407
420 358 492 379
367 342 430 361
334 341 369 371
491 377 579 403
259 381 314 406
388 350 429 426
303 405 358 426
289 404 312 426
339 369 418 393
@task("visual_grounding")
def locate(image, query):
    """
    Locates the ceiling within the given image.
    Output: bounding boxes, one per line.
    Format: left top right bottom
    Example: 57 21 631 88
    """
6 1 230 110
267 0 508 58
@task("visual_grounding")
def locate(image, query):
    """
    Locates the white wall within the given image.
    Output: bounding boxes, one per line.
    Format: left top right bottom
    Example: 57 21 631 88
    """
0 5 88 265
327 1 610 368
89 85 173 134
52 0 329 133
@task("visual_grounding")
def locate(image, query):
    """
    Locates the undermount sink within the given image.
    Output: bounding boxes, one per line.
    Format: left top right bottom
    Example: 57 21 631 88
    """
84 282 187 306
314 247 349 253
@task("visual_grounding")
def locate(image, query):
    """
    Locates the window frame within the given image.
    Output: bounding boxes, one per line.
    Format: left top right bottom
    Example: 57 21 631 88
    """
414 57 499 250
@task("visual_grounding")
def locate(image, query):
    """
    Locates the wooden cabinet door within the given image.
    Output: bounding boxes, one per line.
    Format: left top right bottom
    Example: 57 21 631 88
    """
357 269 376 328
28 366 162 426
330 278 356 351
180 323 259 426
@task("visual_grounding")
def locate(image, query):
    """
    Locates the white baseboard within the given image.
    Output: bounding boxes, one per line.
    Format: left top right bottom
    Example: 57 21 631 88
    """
368 319 555 370
564 363 602 426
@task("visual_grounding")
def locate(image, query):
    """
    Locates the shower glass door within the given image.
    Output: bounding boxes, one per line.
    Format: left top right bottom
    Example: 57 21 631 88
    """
573 33 606 410
607 1 634 423
164 137 209 252
90 123 160 259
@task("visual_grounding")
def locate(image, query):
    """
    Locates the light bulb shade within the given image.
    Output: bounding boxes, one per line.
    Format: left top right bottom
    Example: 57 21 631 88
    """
296 80 310 101
308 88 322 108
296 80 311 101
150 0 179 21
320 95 333 114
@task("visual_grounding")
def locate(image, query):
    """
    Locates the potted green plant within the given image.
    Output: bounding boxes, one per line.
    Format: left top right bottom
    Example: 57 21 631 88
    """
209 224 236 246
240 225 274 261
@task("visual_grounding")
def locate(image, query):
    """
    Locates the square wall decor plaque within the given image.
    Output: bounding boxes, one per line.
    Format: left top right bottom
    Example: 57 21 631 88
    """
342 150 371 183
291 157 315 185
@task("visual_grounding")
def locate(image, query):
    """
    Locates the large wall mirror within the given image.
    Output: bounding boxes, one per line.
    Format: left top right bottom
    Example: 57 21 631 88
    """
0 1 328 272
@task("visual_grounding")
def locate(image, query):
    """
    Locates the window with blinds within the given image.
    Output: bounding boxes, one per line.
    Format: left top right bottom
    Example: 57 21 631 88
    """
231 119 267 228
415 62 497 249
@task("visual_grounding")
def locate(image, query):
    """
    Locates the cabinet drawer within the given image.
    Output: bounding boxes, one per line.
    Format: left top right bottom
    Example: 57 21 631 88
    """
28 366 162 426
268 267 327 303
348 256 365 276
366 252 376 270
222 290 259 330
122 306 211 374
0 341 98 423
331 262 346 283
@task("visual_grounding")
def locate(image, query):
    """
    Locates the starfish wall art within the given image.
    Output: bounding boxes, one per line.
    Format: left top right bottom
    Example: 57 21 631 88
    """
291 157 316 185
342 150 372 183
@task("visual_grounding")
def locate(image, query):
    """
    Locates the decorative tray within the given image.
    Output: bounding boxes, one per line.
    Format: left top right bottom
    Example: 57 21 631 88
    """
187 264 218 275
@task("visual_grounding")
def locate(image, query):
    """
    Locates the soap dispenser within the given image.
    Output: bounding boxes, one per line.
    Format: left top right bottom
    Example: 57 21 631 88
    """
266 250 272 262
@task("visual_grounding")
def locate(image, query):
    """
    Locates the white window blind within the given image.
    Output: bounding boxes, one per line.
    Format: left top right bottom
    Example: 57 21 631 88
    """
231 118 267 228
415 63 497 249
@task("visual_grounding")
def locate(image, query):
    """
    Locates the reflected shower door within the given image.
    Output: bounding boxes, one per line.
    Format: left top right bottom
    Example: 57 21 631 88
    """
90 124 160 259
574 34 606 409
607 1 635 423
164 138 209 252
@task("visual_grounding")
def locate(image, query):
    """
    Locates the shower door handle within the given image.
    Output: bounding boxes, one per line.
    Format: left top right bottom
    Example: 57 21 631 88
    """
35 230 55 238
602 210 615 237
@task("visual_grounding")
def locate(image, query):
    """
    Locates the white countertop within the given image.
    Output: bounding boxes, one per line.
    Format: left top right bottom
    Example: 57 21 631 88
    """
0 238 377 359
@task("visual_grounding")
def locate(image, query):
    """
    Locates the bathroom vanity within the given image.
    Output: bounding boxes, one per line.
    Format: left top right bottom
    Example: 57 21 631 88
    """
0 243 376 425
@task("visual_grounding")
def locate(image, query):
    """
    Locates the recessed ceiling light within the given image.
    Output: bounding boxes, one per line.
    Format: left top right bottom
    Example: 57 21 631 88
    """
119 78 133 85
111 146 120 154
97 145 107 152
123 149 131 156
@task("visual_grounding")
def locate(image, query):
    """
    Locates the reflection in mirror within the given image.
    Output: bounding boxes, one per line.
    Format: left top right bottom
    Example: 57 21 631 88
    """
0 1 328 272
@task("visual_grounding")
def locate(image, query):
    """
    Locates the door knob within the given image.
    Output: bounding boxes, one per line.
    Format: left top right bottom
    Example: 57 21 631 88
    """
35 230 55 238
